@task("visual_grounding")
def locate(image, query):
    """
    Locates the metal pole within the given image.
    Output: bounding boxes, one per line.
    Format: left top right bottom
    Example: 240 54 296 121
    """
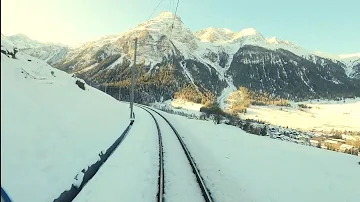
130 38 138 119
118 87 121 101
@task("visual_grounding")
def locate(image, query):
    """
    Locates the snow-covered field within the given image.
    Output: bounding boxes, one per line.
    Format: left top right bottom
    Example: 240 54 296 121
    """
154 97 360 132
240 99 360 132
170 99 204 111
1 44 131 201
152 99 203 116
155 109 360 202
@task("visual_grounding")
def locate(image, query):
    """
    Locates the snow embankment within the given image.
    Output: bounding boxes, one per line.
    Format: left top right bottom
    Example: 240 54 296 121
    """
154 108 360 202
1 48 130 202
72 108 159 202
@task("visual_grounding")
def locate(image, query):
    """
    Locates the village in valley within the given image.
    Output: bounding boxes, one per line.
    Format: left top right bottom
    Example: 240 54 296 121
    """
263 125 360 156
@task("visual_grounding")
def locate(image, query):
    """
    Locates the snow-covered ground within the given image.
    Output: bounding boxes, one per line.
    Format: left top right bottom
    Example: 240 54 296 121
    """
149 109 204 202
153 108 360 202
152 99 203 117
240 98 360 132
2 37 360 202
72 108 159 202
157 95 360 132
1 45 204 201
153 97 360 132
1 45 131 201
72 106 207 202
170 99 204 111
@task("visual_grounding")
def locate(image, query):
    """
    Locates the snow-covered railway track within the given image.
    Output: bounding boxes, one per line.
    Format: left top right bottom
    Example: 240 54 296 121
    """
138 106 165 202
138 105 214 202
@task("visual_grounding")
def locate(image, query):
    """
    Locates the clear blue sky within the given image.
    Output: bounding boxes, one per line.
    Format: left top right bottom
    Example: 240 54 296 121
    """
2 0 359 54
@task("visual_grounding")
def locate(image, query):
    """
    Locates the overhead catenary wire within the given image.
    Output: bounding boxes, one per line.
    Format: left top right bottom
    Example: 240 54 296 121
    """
168 0 180 41
169 0 173 13
147 0 166 21
135 0 180 69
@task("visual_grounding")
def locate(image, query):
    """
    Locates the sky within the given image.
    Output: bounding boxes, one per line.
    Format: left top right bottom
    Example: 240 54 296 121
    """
1 0 359 54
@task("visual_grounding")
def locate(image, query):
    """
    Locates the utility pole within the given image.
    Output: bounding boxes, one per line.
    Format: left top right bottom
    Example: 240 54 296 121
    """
118 87 121 101
130 38 138 119
128 38 168 119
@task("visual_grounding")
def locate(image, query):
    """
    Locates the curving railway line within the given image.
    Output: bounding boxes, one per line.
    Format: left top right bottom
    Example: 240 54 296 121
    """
137 105 214 202
53 102 214 202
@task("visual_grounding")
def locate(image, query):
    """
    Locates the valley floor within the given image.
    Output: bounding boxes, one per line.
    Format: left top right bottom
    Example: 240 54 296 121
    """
155 97 360 133
240 99 360 132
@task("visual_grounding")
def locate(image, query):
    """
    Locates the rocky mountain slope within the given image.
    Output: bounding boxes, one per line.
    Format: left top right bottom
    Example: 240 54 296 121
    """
3 12 360 104
1 33 69 65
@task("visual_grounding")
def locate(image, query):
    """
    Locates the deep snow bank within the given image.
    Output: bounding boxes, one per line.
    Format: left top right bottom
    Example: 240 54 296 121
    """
1 44 130 202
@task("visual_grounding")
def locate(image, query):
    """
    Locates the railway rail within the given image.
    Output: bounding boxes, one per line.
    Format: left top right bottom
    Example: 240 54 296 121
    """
137 105 214 202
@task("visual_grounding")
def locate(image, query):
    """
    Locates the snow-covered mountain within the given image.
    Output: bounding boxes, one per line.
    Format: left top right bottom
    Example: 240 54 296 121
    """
5 33 44 49
338 54 360 78
195 27 235 43
2 39 359 202
3 12 360 104
1 33 69 65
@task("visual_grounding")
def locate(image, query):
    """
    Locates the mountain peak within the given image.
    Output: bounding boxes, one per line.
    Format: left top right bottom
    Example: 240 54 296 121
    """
266 36 299 48
239 28 259 35
205 27 234 33
195 27 235 43
9 33 31 39
231 28 264 42
154 11 182 22
196 27 266 43
6 33 44 49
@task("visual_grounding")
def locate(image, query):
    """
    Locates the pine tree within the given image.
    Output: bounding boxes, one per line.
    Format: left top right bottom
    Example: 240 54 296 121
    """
260 126 267 136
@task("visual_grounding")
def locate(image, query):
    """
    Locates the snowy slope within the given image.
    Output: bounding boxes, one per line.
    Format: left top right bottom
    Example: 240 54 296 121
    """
194 27 359 82
2 33 69 65
23 45 70 65
72 108 159 202
314 52 360 77
195 27 316 59
5 34 44 49
4 33 68 49
1 36 16 51
1 42 131 202
155 108 360 202
195 27 235 43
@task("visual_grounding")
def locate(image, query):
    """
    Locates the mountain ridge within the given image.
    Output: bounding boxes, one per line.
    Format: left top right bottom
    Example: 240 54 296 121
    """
2 11 358 63
2 12 360 106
